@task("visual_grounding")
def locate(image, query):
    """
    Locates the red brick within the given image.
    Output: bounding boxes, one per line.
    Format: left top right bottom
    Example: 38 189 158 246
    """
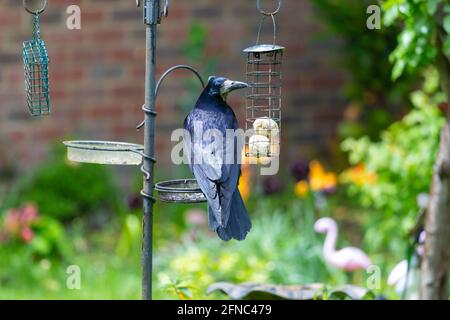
0 0 347 169
0 12 21 27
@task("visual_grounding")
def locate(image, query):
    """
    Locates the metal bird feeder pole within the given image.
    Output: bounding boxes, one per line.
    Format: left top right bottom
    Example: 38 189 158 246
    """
137 0 205 300
63 0 205 300
139 0 165 300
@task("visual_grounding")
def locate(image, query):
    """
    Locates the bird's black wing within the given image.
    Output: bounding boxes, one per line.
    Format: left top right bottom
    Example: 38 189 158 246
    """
184 108 241 228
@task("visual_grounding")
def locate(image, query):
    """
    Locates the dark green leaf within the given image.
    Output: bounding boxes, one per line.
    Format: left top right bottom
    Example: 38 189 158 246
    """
443 15 450 33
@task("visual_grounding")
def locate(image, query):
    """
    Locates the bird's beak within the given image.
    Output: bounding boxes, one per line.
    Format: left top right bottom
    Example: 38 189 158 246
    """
221 80 250 96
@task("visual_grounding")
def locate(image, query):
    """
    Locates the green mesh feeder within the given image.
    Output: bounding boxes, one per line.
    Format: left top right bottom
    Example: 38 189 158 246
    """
23 13 50 116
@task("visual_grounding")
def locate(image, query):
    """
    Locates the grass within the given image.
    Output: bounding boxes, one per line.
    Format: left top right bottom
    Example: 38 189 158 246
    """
0 185 400 300
0 198 336 299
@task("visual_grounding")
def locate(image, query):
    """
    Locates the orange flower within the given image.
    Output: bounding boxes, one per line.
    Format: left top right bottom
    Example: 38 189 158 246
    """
294 160 338 197
295 180 309 198
239 150 252 201
310 160 325 178
309 161 337 192
340 164 377 186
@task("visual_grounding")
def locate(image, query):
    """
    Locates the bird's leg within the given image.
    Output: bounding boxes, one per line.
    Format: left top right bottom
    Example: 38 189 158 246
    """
207 178 220 202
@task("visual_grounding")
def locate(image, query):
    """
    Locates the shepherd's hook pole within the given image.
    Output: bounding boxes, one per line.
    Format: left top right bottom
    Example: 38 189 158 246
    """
140 0 164 300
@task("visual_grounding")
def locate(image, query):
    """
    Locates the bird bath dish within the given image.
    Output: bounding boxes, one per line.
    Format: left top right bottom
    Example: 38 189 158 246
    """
63 141 144 165
155 179 207 203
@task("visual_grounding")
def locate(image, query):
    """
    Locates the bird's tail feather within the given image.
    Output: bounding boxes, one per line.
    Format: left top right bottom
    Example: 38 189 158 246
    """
208 190 251 241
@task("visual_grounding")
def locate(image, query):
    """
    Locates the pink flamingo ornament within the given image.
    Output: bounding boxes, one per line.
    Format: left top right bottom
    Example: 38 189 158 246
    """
314 217 372 272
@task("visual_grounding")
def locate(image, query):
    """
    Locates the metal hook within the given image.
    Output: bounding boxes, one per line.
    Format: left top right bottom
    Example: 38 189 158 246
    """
136 65 205 130
256 13 277 45
23 0 48 15
257 0 282 16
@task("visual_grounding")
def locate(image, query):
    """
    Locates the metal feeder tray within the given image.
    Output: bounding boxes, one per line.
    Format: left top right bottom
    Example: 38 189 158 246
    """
155 179 207 203
63 141 144 165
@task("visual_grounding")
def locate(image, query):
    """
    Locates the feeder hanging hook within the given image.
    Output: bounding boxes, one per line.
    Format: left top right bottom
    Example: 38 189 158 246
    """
256 0 282 16
23 0 48 15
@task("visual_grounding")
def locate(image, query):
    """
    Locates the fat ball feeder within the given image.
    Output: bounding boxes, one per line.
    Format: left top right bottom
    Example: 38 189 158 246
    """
245 0 284 159
22 0 50 116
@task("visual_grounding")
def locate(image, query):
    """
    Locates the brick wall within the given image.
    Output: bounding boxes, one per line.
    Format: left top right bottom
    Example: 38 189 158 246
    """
0 0 347 173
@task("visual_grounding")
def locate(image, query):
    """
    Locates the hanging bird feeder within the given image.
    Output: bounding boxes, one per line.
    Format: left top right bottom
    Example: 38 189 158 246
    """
22 0 50 116
245 0 284 159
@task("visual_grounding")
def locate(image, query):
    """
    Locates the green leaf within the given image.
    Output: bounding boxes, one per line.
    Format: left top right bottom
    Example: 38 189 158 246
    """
400 30 414 46
444 5 450 14
361 290 376 300
444 36 450 56
427 0 440 15
444 15 450 34
392 59 406 80
383 5 399 26
177 287 193 300
328 291 351 300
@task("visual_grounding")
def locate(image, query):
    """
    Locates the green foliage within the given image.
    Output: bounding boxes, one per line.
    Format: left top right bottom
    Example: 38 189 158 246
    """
155 197 348 299
29 215 72 258
0 208 71 290
383 0 450 79
0 215 70 259
320 286 376 300
341 70 446 251
0 187 385 299
178 22 218 115
311 0 416 140
3 145 120 221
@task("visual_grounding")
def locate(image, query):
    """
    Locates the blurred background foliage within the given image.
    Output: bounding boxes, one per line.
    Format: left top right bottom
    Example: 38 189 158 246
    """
1 1 450 300
311 0 418 141
341 69 445 254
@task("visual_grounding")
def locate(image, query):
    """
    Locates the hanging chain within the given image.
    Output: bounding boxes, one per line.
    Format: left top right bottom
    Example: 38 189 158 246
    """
32 14 41 39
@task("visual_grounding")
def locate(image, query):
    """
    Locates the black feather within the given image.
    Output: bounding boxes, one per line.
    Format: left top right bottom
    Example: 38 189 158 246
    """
184 77 252 241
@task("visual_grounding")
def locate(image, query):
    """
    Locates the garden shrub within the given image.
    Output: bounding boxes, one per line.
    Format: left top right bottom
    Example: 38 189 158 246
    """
311 0 417 140
3 144 120 221
341 69 446 252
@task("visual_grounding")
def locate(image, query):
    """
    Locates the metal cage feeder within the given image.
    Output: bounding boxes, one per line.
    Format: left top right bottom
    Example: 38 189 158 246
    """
245 1 284 159
23 3 50 116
